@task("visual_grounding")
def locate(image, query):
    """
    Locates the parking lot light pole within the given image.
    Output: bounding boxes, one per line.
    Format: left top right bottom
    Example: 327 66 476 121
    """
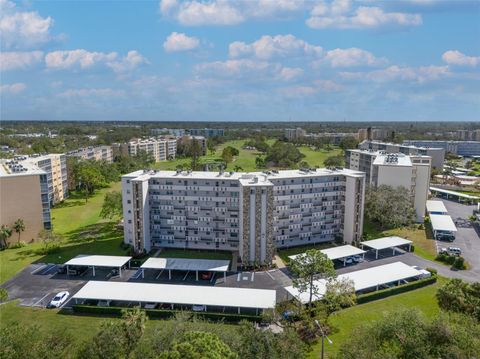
315 320 332 359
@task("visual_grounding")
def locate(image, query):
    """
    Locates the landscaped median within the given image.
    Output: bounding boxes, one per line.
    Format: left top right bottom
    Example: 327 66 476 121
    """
71 305 262 323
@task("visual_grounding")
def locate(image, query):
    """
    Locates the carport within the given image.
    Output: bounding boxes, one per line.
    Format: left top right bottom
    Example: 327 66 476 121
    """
430 214 457 239
426 200 448 215
72 280 275 314
360 236 412 259
288 245 366 266
64 255 132 277
140 257 230 281
430 186 480 204
284 261 424 304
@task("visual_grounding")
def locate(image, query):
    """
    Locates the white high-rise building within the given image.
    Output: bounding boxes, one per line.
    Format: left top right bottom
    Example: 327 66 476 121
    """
122 168 365 266
346 149 431 222
128 138 177 162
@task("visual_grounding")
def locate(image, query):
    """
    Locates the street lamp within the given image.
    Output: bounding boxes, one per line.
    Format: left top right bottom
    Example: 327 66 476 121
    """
315 320 332 359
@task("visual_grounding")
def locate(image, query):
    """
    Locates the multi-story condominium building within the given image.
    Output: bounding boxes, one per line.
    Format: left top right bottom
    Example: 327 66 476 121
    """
67 145 113 163
24 154 69 205
111 143 130 157
189 128 224 137
122 168 365 266
346 150 431 222
127 138 177 162
357 128 393 142
403 140 480 157
178 135 207 156
151 128 186 137
1 159 52 244
359 140 445 169
285 128 307 141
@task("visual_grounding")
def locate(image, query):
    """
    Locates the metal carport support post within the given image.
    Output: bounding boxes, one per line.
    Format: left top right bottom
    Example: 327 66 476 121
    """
196 270 198 281
142 268 145 279
392 247 396 256
92 266 96 277
343 258 346 266
169 269 171 280
375 249 379 259
408 244 412 252
224 271 226 281
119 266 122 277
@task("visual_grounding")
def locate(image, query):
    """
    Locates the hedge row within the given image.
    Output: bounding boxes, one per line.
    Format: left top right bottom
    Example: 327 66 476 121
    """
72 305 261 323
356 275 437 304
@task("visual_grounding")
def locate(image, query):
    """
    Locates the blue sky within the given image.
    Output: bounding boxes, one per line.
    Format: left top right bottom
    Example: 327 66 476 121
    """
1 0 479 122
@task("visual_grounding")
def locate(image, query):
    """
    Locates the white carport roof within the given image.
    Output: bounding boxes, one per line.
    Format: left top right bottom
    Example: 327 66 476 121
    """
426 200 448 214
288 245 366 261
360 236 412 251
430 214 457 232
73 281 276 309
64 255 132 268
284 262 423 304
430 186 480 200
141 257 230 272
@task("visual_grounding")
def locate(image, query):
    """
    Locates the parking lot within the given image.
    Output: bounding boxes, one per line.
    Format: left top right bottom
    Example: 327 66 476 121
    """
437 199 480 276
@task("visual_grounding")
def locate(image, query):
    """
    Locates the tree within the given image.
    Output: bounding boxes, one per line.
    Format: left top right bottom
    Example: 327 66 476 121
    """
264 141 305 168
233 165 243 172
221 147 234 166
337 308 480 359
0 225 12 248
364 185 416 229
159 331 237 359
323 155 344 168
289 250 336 306
339 136 359 151
436 279 480 320
323 277 356 315
13 218 25 244
100 191 123 219
37 230 63 255
76 162 106 202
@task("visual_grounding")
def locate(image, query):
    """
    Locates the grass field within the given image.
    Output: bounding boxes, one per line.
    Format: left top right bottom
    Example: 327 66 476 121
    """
309 277 444 358
152 139 342 172
0 182 126 284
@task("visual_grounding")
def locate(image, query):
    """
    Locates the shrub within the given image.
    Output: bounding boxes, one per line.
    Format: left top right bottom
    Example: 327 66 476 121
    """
356 275 437 304
426 267 438 275
10 241 26 249
0 288 8 302
453 256 466 270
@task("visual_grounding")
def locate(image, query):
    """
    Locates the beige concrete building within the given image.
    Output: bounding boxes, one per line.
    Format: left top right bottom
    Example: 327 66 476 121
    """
128 137 177 162
67 146 113 163
0 160 51 245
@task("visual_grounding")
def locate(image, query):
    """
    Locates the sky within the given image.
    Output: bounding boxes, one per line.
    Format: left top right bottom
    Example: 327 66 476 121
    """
1 0 479 122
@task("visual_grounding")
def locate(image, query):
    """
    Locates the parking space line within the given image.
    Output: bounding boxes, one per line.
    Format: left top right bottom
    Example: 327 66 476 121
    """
33 292 51 307
237 272 241 281
155 269 164 279
265 271 275 280
31 264 47 275
251 272 255 282
41 264 57 275
210 273 216 283
182 271 190 281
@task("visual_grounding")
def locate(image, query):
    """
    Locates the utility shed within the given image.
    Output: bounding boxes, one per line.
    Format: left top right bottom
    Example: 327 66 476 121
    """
64 255 132 277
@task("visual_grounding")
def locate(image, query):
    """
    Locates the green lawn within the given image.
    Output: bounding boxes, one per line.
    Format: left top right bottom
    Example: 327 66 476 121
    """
0 182 126 284
150 139 342 173
309 277 444 358
158 248 232 260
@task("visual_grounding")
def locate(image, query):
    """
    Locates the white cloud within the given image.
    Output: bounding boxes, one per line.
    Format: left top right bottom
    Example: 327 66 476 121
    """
163 32 200 52
319 48 387 67
442 50 479 67
44 49 147 72
340 65 450 83
278 67 303 80
107 51 149 72
229 34 322 60
159 0 305 26
0 51 43 71
307 0 422 29
0 0 54 49
0 82 26 94
57 88 126 98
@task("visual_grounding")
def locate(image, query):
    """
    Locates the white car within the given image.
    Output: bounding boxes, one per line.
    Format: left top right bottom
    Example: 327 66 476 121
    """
447 247 462 256
352 255 364 263
47 291 69 308
192 304 206 312
412 266 432 279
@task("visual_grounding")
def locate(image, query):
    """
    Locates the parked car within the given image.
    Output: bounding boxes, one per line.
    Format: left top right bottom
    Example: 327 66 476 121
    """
439 247 449 254
67 266 88 276
201 271 213 280
344 257 354 265
447 247 462 256
282 310 300 321
192 304 206 312
97 300 112 307
352 255 364 263
143 302 157 309
47 291 69 308
436 233 455 242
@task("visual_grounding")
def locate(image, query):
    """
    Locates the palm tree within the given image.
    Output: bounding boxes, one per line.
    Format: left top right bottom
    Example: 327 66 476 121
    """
0 225 12 249
13 219 25 244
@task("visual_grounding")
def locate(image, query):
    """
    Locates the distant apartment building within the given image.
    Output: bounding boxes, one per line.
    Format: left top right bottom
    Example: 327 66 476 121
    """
111 143 129 157
122 168 365 265
178 135 207 156
359 140 445 169
357 128 393 142
189 128 224 137
67 145 113 163
1 159 52 244
454 129 480 141
403 140 480 157
305 132 353 145
127 138 177 162
151 128 186 137
345 150 431 222
285 128 307 141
